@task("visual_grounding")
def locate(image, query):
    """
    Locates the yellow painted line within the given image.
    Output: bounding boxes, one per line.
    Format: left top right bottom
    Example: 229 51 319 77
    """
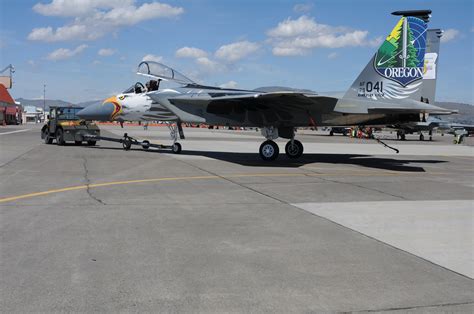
0 175 218 204
0 171 432 204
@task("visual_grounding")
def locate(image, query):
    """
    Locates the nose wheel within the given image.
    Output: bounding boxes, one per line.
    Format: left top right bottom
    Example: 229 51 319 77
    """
259 140 279 161
285 140 304 159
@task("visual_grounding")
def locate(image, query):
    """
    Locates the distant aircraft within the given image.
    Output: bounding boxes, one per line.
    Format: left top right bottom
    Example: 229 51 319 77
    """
79 10 454 160
393 115 474 140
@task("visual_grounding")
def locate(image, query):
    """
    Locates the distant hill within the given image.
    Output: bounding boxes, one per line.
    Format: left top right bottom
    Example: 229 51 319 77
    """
16 98 76 110
77 100 102 107
16 98 102 110
435 102 474 124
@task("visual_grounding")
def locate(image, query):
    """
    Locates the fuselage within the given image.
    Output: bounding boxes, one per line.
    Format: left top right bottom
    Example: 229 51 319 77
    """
78 84 423 128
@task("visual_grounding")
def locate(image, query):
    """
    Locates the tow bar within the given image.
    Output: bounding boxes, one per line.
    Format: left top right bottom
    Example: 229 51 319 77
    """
83 133 182 154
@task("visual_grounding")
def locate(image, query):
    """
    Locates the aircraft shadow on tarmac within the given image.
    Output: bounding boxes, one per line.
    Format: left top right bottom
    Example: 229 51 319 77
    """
86 146 446 172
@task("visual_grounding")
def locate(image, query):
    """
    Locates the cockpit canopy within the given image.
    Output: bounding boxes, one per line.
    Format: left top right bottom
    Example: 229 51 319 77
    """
137 61 195 85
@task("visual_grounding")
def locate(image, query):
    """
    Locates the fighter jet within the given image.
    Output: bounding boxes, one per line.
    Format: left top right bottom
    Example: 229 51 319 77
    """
79 10 453 160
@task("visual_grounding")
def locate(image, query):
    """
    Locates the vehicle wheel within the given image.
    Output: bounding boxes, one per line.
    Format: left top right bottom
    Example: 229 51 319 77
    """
43 129 53 144
172 142 182 154
285 140 304 159
329 131 334 136
122 138 132 150
259 140 279 161
401 134 406 141
56 129 65 145
419 134 424 141
87 141 96 146
142 140 150 150
75 141 82 145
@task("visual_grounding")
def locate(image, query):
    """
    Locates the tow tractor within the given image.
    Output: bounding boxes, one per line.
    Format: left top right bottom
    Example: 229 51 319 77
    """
41 106 100 145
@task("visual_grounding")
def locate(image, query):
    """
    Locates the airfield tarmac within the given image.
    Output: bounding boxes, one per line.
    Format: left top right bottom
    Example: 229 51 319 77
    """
1 124 473 312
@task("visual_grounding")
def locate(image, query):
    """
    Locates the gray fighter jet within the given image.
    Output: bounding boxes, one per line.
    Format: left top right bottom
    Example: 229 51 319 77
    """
79 10 453 160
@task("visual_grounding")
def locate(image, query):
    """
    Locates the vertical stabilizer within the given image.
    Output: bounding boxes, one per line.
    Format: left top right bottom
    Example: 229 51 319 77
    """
421 29 442 104
344 10 432 102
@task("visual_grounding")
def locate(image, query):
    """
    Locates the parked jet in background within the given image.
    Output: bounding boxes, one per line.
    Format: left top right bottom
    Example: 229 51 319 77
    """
79 10 453 160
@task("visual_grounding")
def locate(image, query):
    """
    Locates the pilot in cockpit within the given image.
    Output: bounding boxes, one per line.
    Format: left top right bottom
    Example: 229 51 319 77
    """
145 79 160 92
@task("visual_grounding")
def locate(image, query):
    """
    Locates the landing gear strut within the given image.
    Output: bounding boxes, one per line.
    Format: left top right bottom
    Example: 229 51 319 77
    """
167 122 184 154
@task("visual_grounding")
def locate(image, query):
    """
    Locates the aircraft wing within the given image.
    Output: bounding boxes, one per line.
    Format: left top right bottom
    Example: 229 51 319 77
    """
149 91 451 125
148 92 340 124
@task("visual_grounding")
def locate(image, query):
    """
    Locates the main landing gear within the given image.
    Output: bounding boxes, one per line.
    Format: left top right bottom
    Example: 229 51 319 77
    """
259 140 279 161
258 127 304 161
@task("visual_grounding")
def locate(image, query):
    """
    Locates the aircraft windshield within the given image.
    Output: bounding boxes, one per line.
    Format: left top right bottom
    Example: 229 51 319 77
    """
137 61 195 85
122 85 135 94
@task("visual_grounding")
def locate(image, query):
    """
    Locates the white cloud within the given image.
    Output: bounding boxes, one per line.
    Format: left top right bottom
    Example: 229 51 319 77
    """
293 3 313 13
175 47 208 58
28 60 36 66
272 47 307 56
441 28 460 43
196 57 224 72
142 54 163 63
33 0 133 17
327 52 338 59
267 15 375 56
219 81 238 89
215 41 260 62
98 48 115 56
173 41 260 75
28 1 184 42
47 44 88 60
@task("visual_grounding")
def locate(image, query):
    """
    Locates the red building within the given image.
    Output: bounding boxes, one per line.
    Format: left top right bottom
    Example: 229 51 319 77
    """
0 83 22 125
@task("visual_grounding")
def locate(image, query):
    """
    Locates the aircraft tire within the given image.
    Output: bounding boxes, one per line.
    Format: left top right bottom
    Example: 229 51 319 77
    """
43 129 53 144
259 140 279 161
419 134 424 141
172 142 182 154
56 129 65 146
285 140 304 159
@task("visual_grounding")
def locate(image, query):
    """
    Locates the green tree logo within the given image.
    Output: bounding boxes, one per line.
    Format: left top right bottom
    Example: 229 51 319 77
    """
392 21 419 68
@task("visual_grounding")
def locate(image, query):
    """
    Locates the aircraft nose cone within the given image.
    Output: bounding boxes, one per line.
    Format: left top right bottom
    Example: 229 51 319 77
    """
77 102 115 121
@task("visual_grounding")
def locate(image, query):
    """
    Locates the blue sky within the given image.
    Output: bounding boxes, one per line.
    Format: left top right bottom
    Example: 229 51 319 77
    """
0 0 472 103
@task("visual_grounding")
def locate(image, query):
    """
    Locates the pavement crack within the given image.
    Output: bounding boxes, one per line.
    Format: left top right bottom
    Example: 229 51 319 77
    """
168 156 285 204
0 144 40 168
349 301 474 313
82 156 106 205
306 168 408 200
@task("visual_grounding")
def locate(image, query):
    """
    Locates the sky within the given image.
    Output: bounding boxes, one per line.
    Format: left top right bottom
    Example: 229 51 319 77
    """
0 0 472 104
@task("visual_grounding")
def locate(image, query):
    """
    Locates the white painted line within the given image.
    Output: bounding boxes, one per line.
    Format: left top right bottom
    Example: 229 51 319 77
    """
0 129 31 136
292 200 474 278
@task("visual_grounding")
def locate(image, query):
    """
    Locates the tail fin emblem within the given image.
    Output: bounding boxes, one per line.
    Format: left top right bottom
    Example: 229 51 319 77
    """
374 16 427 87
